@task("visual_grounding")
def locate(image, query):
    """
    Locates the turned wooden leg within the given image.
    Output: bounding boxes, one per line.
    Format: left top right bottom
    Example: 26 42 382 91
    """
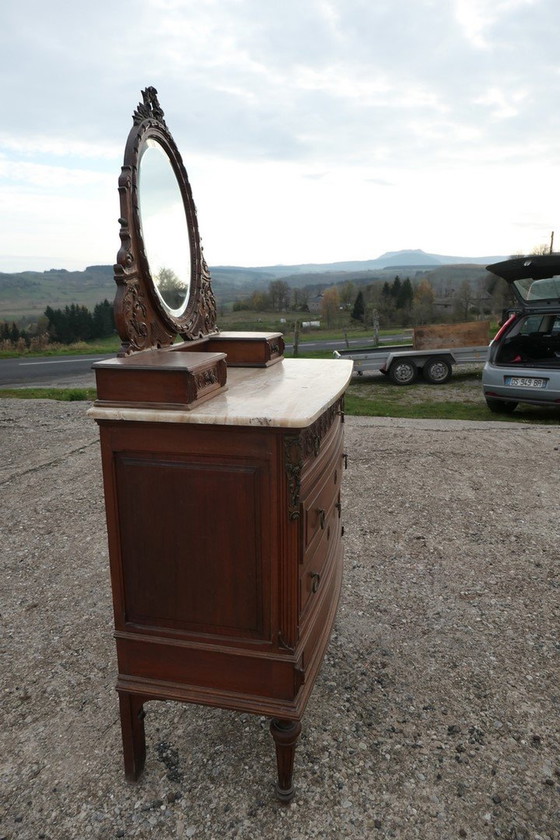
118 693 146 781
270 718 302 803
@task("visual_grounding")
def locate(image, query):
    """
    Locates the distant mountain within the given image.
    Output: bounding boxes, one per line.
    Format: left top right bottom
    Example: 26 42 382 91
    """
0 250 507 320
215 249 507 274
375 249 507 268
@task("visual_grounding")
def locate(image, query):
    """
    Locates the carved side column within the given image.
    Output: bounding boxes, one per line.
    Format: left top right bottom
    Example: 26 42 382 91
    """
270 718 302 802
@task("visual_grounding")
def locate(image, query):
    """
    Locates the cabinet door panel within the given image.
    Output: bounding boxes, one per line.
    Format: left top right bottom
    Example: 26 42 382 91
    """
114 453 270 640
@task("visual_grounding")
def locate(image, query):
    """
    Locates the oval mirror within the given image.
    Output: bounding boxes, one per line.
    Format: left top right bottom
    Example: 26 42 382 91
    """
138 139 191 316
114 87 218 353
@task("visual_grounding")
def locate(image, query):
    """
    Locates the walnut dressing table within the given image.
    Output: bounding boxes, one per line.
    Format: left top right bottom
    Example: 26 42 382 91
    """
89 88 352 801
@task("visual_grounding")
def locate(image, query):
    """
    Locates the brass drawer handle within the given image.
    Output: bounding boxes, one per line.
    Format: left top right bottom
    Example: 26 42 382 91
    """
335 500 342 517
311 572 321 593
318 508 326 529
343 453 348 469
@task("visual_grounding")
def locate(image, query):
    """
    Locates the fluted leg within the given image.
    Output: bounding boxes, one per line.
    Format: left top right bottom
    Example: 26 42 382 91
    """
270 718 302 802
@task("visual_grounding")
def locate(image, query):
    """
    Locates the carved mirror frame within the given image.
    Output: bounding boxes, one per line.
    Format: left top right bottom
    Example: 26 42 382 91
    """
114 87 218 354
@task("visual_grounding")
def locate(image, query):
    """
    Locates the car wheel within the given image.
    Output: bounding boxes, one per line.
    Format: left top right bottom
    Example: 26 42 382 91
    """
423 357 452 384
485 397 518 414
388 359 417 385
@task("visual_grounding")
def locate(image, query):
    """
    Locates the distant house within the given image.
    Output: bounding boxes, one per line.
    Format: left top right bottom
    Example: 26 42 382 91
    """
308 294 323 314
433 287 494 315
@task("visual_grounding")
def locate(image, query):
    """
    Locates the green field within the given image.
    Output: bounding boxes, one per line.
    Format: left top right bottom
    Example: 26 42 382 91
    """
345 373 560 423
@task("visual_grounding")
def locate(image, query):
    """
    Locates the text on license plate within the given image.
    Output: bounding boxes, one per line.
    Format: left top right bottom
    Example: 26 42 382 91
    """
505 376 547 388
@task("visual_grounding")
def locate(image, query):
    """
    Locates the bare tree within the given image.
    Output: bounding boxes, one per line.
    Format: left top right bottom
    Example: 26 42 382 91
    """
412 278 434 325
453 279 474 321
321 287 341 327
268 280 291 311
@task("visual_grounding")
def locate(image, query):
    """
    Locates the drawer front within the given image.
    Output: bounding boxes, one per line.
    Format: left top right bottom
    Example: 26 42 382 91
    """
298 547 343 685
300 413 343 497
302 441 344 556
299 499 342 619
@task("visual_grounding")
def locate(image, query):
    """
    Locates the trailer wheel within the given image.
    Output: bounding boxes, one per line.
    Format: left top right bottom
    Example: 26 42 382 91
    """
388 359 417 385
423 357 452 384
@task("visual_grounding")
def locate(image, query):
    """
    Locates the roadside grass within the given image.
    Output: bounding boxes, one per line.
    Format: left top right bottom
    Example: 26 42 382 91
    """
0 327 377 357
0 335 121 359
0 388 96 401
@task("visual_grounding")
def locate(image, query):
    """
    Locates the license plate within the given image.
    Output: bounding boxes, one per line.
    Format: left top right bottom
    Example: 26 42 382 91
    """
505 376 547 388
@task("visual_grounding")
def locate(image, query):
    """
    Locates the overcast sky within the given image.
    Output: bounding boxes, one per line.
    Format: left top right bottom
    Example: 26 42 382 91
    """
1 0 559 273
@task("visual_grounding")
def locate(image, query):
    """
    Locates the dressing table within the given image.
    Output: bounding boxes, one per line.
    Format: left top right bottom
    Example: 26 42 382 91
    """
89 87 352 801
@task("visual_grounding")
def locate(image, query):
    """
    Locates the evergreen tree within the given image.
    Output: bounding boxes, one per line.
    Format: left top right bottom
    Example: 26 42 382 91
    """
391 276 402 303
92 300 115 338
351 290 365 322
397 277 413 310
45 304 94 343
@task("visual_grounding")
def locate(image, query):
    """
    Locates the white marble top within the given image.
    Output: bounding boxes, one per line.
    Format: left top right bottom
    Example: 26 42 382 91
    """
88 358 353 428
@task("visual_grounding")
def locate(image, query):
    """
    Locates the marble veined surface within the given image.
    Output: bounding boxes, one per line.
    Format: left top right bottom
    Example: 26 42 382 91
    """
88 358 353 428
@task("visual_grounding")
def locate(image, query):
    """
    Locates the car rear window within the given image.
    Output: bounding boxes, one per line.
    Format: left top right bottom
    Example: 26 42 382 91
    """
515 276 560 301
518 314 560 335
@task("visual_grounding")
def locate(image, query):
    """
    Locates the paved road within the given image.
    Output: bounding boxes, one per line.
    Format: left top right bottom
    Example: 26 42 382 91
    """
0 335 408 388
0 354 112 388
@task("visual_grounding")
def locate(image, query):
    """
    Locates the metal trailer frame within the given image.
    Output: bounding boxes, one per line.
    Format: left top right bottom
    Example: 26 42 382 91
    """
333 343 490 384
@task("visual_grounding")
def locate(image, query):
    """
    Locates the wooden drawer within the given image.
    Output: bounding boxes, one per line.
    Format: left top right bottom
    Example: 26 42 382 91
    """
299 498 342 620
300 414 344 497
301 444 343 557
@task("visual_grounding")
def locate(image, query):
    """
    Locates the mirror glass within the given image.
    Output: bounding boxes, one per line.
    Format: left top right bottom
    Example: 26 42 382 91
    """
138 139 191 315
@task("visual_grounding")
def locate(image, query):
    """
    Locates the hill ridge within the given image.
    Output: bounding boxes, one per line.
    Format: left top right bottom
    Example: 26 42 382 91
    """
0 249 507 320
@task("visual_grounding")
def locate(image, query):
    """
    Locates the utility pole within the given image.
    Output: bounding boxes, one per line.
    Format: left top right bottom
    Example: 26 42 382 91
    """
372 309 379 346
550 231 555 254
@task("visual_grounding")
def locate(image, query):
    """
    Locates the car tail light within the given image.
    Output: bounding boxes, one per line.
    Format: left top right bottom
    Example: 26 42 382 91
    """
492 313 517 342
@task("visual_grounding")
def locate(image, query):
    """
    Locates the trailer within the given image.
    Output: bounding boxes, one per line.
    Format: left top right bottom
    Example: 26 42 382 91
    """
333 342 489 384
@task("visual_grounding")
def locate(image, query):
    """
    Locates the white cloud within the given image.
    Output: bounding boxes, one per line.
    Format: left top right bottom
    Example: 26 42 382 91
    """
0 0 559 272
473 85 528 120
0 135 120 161
0 158 112 190
453 0 538 48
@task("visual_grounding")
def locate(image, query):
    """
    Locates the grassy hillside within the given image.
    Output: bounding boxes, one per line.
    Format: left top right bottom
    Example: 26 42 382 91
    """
0 266 115 321
1 254 499 323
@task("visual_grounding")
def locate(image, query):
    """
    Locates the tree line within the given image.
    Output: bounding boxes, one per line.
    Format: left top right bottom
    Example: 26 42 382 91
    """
232 271 514 330
44 300 114 344
1 300 115 350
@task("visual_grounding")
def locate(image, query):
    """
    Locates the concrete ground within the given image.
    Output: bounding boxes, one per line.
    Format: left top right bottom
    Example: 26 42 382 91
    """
1 400 559 839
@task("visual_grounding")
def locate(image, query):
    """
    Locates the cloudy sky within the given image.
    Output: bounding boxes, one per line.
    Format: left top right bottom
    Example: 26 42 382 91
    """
1 0 559 273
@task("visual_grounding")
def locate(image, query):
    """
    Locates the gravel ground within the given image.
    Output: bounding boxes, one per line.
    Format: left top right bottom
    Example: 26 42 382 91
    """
1 399 559 840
